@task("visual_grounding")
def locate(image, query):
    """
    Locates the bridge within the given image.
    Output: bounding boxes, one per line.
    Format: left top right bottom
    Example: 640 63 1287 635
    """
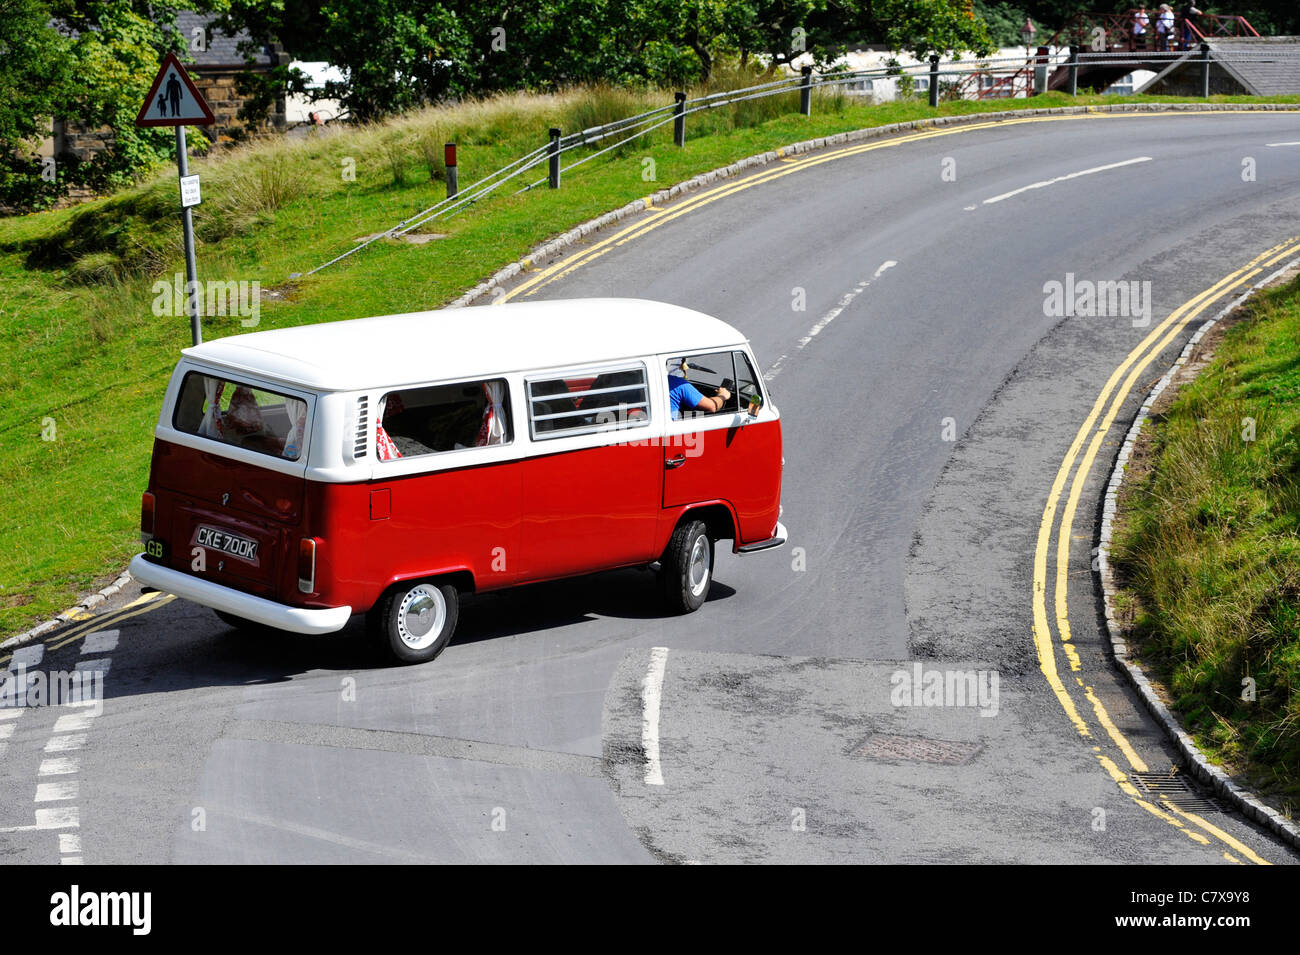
957 11 1262 99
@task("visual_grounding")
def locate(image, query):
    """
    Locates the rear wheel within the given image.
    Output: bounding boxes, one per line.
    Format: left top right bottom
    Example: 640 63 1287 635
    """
369 580 459 664
661 518 713 614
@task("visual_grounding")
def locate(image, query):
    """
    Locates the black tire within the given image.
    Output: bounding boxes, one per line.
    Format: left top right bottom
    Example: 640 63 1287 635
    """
369 580 459 664
660 518 714 614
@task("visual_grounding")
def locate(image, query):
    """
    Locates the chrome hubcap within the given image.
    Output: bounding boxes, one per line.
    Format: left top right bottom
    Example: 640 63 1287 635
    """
397 586 446 650
688 535 710 597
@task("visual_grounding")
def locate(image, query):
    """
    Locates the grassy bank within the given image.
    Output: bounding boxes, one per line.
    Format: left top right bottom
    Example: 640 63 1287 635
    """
2 88 1298 636
1112 276 1300 812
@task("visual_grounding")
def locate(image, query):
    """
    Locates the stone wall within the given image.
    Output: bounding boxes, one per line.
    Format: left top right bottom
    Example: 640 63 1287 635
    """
52 67 285 165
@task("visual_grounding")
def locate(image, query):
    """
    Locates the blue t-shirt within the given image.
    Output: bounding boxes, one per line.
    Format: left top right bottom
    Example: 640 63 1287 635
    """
667 375 704 420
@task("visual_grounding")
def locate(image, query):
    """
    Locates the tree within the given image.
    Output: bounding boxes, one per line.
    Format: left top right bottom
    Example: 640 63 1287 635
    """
216 0 474 122
0 0 75 208
1 0 198 210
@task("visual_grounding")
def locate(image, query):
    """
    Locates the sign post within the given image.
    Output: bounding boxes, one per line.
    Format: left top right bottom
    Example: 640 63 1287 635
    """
135 53 216 346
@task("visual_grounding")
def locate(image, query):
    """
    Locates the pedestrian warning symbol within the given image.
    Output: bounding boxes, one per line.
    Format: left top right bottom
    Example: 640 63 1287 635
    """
135 53 216 127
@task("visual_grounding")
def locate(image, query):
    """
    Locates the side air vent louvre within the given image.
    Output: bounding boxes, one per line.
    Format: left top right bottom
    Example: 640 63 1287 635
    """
354 396 369 458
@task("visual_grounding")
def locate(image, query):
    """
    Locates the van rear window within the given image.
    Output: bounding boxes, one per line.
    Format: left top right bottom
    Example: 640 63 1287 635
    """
527 365 650 439
173 372 308 460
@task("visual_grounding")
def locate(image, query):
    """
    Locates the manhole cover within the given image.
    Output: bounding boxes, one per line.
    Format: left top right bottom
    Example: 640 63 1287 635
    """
1132 770 1220 813
851 733 982 765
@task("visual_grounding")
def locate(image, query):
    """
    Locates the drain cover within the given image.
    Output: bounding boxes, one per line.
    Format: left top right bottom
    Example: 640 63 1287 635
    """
1132 769 1220 813
851 733 982 765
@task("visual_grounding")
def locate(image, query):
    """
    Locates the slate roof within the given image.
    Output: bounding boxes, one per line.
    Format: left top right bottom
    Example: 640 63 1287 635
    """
1206 37 1300 95
1136 36 1300 95
173 11 275 68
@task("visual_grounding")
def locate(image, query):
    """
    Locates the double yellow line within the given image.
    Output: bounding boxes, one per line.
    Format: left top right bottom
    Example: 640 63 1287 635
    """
1032 236 1300 864
0 591 172 668
495 105 1298 861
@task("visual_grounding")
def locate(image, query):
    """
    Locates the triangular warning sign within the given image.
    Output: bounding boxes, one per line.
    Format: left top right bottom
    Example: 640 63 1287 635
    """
135 53 216 127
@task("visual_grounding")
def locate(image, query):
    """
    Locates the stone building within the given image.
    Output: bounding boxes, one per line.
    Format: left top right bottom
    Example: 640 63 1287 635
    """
47 12 288 166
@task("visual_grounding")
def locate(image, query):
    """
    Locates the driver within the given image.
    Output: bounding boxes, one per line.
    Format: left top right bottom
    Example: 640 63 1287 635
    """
668 360 730 420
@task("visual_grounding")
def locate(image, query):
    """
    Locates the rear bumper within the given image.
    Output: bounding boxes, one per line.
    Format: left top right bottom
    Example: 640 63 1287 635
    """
736 520 787 554
128 554 352 635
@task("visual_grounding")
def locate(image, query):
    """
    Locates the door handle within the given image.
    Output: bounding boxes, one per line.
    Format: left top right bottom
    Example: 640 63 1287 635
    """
665 455 687 469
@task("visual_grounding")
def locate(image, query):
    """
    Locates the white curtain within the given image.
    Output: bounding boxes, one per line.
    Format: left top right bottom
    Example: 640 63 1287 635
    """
197 378 225 438
478 381 506 446
282 397 307 458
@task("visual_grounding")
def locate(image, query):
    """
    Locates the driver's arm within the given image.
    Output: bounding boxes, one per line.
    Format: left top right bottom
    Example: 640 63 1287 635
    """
696 386 730 413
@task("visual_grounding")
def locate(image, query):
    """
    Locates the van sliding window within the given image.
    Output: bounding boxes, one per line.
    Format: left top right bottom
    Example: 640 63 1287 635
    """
377 379 511 461
173 371 309 460
527 365 650 440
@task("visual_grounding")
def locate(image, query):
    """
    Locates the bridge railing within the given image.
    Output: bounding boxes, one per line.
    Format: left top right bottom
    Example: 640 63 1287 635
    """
1050 11 1259 54
305 47 1300 275
1189 14 1260 40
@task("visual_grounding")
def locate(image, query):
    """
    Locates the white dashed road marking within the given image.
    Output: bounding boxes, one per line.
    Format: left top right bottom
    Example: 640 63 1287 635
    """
766 261 897 381
642 647 669 786
80 629 119 654
35 780 79 802
8 645 43 670
45 734 87 753
973 156 1153 208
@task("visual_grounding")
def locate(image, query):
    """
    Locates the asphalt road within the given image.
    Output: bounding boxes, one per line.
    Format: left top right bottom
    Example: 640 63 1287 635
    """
4 110 1300 864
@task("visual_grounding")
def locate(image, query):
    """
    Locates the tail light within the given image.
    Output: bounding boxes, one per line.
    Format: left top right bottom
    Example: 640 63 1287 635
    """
140 492 156 539
298 538 318 594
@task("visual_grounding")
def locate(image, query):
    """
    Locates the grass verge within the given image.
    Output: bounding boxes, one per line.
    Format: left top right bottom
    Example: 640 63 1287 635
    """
1111 274 1300 814
2 88 1298 635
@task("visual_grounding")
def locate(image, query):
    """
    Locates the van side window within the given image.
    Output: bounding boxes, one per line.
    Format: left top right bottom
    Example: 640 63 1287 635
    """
527 365 650 439
377 379 511 460
173 371 308 460
732 351 764 409
666 351 737 419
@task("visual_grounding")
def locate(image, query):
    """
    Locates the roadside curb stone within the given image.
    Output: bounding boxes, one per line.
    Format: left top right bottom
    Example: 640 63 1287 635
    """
1096 256 1300 851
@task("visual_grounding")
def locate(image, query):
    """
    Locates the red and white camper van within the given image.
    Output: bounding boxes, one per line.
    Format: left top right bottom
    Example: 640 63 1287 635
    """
130 298 785 663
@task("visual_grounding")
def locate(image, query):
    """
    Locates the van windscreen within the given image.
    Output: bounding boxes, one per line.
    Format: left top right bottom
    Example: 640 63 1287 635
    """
173 371 309 461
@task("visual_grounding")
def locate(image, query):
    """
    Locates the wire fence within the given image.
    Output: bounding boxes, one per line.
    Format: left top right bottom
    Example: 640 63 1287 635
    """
305 46 1300 276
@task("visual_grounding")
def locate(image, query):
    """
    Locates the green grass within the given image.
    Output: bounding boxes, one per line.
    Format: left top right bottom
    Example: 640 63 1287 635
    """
2 87 1298 636
1112 278 1300 813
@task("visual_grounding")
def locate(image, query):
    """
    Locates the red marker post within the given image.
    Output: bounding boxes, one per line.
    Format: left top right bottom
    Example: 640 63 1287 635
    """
444 143 458 199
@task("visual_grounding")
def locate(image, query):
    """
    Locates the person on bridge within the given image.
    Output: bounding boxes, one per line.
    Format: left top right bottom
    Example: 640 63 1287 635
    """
1155 4 1175 50
1180 3 1202 49
1132 5 1150 50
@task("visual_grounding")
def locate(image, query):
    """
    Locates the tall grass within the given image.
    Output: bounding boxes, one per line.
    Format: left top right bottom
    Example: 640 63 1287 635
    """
1113 283 1300 810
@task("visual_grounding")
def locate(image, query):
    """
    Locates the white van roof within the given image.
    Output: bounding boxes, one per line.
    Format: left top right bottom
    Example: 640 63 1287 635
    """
181 298 747 391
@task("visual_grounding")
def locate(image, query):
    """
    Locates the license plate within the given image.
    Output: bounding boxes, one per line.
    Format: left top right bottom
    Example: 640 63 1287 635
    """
144 538 167 562
195 525 260 563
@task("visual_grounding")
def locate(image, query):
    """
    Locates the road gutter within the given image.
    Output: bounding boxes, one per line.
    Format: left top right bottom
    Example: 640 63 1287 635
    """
1096 258 1300 852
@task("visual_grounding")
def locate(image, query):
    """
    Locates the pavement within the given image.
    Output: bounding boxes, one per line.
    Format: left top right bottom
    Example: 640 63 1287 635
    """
3 109 1299 864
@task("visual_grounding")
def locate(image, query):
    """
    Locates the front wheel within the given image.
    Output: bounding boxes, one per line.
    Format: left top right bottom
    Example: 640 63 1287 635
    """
661 519 714 614
369 580 459 664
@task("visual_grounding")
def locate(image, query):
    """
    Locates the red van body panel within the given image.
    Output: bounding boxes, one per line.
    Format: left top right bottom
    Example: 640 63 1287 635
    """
318 460 523 611
148 438 304 603
519 442 663 581
664 418 783 545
